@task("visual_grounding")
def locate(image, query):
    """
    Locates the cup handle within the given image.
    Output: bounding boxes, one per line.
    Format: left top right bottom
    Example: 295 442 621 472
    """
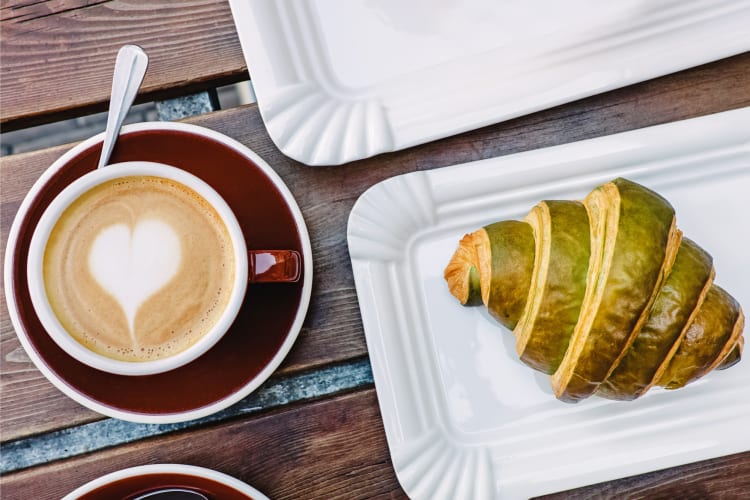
248 250 301 283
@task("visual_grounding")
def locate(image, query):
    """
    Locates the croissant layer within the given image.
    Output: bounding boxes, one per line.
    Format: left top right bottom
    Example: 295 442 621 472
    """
516 200 590 375
598 237 714 400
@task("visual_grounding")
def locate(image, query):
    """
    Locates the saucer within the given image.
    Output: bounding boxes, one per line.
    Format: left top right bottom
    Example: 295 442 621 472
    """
4 122 313 423
64 464 268 499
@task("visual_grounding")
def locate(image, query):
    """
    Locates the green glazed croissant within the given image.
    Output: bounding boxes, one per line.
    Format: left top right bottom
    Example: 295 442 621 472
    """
444 178 744 402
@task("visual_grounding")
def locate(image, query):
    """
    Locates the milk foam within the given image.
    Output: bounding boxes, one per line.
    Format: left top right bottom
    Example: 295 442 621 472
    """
88 219 181 340
43 175 235 362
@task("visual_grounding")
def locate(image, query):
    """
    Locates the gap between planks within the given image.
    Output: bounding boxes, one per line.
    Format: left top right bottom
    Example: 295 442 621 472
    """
0 356 374 474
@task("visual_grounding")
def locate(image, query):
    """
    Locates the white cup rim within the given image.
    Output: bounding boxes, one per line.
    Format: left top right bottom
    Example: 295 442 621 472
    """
26 161 249 376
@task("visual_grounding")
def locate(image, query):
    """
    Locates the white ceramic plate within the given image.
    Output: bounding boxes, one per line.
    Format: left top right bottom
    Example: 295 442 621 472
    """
347 107 750 499
229 0 750 166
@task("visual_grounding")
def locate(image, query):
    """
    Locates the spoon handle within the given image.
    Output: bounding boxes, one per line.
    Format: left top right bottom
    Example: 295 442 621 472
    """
97 45 149 169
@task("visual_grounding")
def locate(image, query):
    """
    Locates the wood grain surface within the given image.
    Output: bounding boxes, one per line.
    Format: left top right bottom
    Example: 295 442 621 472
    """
1 389 407 499
2 53 750 442
0 0 247 130
540 451 750 500
2 46 750 497
2 388 749 499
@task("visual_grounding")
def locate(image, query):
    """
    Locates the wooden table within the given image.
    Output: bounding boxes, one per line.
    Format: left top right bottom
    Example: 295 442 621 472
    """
2 2 749 498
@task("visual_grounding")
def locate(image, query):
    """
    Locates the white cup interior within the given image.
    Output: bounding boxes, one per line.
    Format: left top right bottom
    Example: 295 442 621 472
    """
26 161 249 376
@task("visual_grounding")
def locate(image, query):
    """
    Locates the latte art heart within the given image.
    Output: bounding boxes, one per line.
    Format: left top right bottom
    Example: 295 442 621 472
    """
88 219 181 340
42 175 235 362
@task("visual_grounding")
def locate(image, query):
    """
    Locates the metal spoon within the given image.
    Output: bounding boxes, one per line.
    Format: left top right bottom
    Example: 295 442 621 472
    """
133 487 208 500
97 44 149 169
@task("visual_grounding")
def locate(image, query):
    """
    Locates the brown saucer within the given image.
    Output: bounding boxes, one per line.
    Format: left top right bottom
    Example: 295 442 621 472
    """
6 123 310 422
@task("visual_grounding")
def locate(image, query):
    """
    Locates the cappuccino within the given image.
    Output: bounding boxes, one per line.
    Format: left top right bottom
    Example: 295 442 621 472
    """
43 175 235 362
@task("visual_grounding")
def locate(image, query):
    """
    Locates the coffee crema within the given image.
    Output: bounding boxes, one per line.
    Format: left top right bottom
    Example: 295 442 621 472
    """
43 175 235 362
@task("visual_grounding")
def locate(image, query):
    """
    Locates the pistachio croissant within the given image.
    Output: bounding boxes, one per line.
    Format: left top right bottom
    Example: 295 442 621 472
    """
444 178 744 402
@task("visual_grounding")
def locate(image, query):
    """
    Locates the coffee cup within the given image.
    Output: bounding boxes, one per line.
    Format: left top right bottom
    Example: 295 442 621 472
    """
27 161 300 376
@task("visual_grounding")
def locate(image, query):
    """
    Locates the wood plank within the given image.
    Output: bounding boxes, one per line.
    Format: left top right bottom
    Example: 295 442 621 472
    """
538 453 750 499
0 358 373 473
2 388 749 499
1 389 408 500
2 53 749 441
0 0 247 130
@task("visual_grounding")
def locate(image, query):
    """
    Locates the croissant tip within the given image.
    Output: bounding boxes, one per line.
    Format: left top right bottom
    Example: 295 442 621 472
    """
445 232 485 306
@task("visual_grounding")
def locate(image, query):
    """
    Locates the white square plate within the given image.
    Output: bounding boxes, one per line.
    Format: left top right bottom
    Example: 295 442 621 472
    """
229 0 750 165
347 108 750 499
